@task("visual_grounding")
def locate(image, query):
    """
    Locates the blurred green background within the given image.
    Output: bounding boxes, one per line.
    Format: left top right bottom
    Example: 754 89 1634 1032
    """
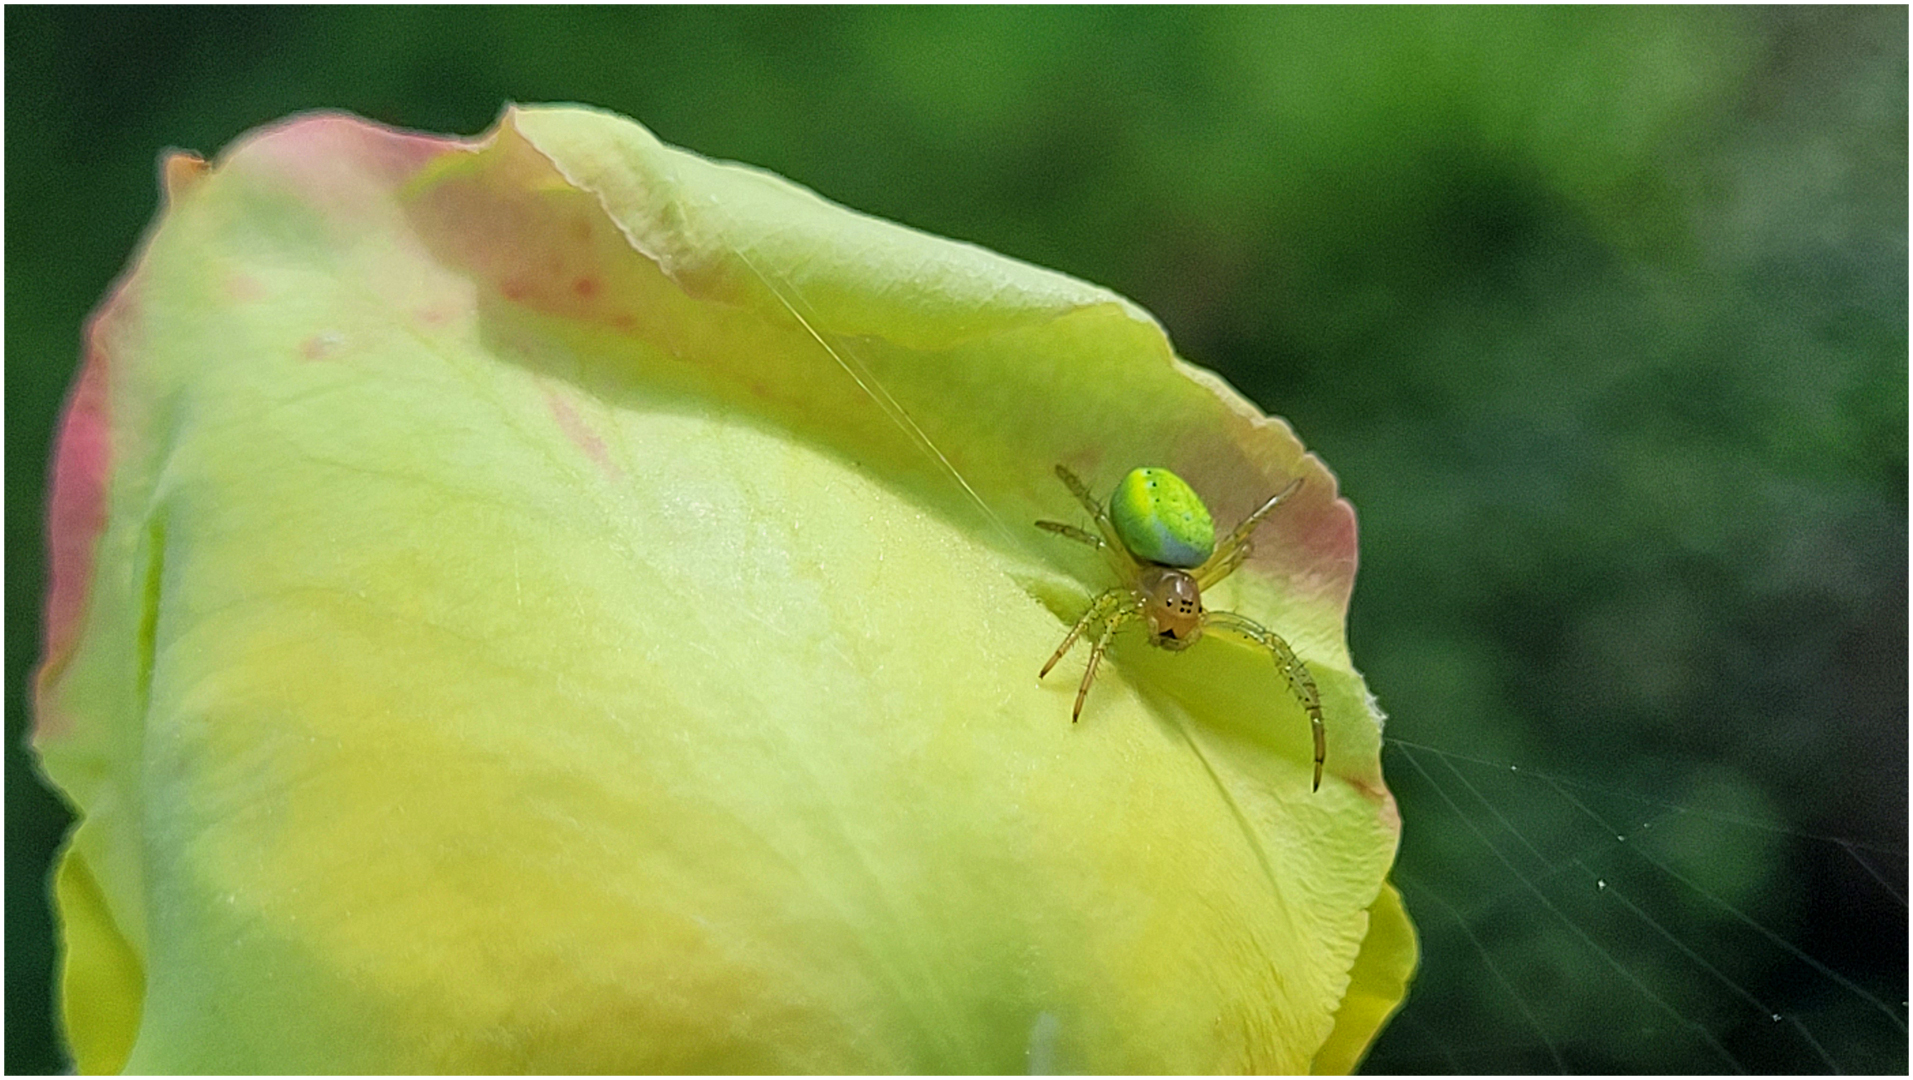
6 7 1904 1073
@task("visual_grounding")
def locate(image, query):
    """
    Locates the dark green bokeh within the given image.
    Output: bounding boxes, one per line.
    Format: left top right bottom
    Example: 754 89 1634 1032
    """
7 7 1904 1073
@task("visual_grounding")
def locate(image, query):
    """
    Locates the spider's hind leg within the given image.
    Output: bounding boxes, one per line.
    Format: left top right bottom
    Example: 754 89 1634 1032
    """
1197 478 1303 588
1035 520 1106 550
1052 464 1105 519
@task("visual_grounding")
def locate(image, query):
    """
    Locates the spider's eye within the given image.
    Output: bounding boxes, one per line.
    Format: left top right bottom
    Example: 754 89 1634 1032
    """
1139 567 1204 646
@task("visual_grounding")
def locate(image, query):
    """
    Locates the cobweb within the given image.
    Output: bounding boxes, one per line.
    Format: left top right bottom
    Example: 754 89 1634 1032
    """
722 184 1907 1076
1360 734 1907 1074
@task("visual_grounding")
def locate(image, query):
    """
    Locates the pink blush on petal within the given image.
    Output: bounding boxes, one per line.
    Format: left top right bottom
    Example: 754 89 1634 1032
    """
545 389 619 481
35 344 113 738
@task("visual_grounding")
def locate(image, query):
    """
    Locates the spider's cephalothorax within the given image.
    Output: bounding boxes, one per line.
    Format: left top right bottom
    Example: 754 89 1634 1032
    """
1137 566 1203 648
1036 464 1327 791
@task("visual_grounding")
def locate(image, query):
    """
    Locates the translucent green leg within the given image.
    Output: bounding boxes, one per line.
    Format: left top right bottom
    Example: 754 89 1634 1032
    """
1204 609 1326 791
1039 588 1133 722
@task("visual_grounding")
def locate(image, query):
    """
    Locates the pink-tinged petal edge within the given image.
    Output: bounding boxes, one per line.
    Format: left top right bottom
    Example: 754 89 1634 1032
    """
33 123 458 744
232 111 451 216
35 342 112 741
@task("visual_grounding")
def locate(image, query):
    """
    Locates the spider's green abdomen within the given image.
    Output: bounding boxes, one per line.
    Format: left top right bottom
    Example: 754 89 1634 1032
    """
1109 467 1216 568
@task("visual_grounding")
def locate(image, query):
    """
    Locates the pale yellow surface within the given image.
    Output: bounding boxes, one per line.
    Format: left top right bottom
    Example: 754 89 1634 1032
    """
36 105 1411 1072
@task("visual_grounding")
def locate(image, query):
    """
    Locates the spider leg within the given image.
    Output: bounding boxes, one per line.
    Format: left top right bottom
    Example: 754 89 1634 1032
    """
1052 464 1105 519
1041 587 1139 724
1035 520 1106 550
1196 477 1303 589
1202 609 1326 791
1040 587 1127 679
1051 464 1139 560
1073 609 1126 723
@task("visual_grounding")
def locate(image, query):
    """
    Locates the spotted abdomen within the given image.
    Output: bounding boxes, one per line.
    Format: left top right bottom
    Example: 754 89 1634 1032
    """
1109 467 1216 568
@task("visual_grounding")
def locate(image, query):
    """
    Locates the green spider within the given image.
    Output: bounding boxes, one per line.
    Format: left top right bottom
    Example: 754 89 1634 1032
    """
1036 464 1327 791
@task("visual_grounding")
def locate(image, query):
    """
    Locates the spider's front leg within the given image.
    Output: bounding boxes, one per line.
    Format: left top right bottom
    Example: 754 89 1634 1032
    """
1039 587 1135 722
1202 609 1327 791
